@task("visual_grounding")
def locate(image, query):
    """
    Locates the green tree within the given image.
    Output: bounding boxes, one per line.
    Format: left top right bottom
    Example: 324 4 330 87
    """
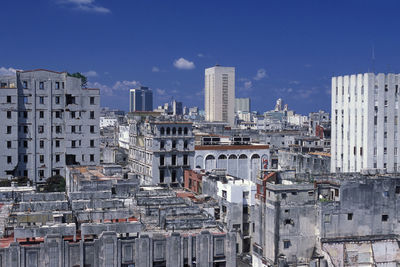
68 72 88 88
43 175 66 192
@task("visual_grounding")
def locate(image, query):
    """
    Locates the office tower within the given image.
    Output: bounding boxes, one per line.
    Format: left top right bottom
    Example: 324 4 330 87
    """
129 86 153 112
172 100 183 115
235 97 251 113
205 65 235 126
0 69 100 182
331 73 400 173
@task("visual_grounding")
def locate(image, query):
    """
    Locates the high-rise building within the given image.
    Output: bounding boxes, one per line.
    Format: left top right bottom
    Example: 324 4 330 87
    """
129 86 153 112
0 69 100 182
331 73 400 173
235 97 251 113
205 66 235 126
172 100 183 115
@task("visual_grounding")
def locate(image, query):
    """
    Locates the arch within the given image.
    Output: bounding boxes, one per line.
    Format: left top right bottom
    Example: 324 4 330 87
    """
205 154 216 170
184 127 188 135
195 155 204 169
251 154 260 159
172 127 176 135
178 127 182 135
160 127 165 135
166 127 170 135
238 154 249 179
217 154 227 170
228 154 237 159
251 154 261 182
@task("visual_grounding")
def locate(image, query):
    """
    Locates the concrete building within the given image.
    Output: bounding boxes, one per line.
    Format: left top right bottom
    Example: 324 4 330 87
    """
331 73 400 173
252 173 400 266
235 97 251 113
194 135 269 182
205 65 235 126
99 116 118 128
172 99 183 115
129 86 153 112
118 124 130 150
0 69 100 182
128 113 195 185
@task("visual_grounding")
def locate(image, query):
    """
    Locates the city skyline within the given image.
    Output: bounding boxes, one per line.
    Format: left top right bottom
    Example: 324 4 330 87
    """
2 0 400 114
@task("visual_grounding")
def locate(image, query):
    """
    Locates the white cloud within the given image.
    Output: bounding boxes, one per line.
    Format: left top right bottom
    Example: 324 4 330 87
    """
152 66 160 72
58 0 110 13
156 88 166 95
173 58 195 70
87 80 140 96
244 81 253 90
253 68 267 80
289 80 300 85
83 70 98 77
197 53 204 58
0 67 18 76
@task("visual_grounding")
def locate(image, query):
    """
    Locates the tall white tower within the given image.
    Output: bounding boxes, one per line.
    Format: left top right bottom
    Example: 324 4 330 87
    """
331 73 400 173
205 65 235 126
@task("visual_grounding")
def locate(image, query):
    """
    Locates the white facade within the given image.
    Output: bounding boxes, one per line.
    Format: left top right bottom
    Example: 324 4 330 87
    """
205 66 235 126
118 125 129 150
100 116 118 128
235 97 250 113
216 178 256 205
331 73 400 173
0 69 100 182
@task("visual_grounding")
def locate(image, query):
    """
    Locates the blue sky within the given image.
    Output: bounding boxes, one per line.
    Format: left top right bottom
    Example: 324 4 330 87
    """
1 0 400 114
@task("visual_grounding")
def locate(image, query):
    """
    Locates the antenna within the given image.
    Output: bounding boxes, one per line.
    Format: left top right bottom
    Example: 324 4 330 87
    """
371 44 375 74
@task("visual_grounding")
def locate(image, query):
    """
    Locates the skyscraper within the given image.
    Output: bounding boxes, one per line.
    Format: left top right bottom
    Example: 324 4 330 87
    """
331 73 400 173
129 86 153 112
235 97 251 113
205 65 235 126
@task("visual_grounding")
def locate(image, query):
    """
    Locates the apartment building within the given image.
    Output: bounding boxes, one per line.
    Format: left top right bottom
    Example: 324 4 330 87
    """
331 73 400 173
0 69 100 182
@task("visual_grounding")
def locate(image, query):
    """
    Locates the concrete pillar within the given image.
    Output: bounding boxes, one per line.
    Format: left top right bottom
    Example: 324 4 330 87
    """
8 242 20 267
226 232 236 267
135 234 151 267
196 231 211 267
166 232 181 267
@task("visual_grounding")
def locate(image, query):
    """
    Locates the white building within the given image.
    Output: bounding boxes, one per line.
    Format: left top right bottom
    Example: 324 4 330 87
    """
331 73 400 173
205 66 235 126
100 116 118 128
0 69 100 182
235 97 251 113
118 125 129 150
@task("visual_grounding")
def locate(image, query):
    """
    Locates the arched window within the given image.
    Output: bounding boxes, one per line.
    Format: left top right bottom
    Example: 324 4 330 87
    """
218 155 227 159
206 155 216 160
172 127 176 135
239 154 248 159
229 154 237 159
160 127 165 135
172 140 177 149
251 154 260 159
166 127 170 135
178 127 182 135
184 140 188 149
184 127 188 135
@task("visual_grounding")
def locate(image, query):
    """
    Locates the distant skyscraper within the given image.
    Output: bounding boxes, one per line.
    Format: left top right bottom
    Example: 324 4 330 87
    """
205 65 235 126
172 100 183 115
235 98 251 113
129 86 153 112
331 73 400 173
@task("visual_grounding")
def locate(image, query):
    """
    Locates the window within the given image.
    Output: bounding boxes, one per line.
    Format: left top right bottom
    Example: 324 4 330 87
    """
7 141 11 148
7 126 12 134
384 147 387 154
90 125 95 133
283 240 291 249
324 214 331 223
39 82 44 89
222 190 227 199
222 205 227 213
183 154 188 165
160 127 165 135
55 140 60 147
23 96 28 104
71 140 76 148
347 213 353 220
160 140 165 149
38 125 44 133
55 154 60 162
90 139 94 147
23 155 28 163
39 96 44 104
23 111 27 118
23 81 28 89
374 116 377 125
166 127 170 135
395 186 400 194
172 140 176 149
184 127 188 135
178 127 182 135
159 170 165 183
184 140 188 149
55 111 61 118
172 127 176 135
38 170 44 178
7 111 11 119
71 126 76 133
90 97 95 105
55 82 60 89
23 140 28 148
171 170 177 183
384 132 387 138
160 155 164 166
384 116 387 123
7 156 12 164
39 140 44 148
172 155 176 165
90 154 94 162
40 155 44 163
62 82 64 89
55 96 60 104
71 111 75 119
39 111 44 118
382 214 389 222
55 126 62 133
90 111 95 119
6 96 11 103
384 100 388 106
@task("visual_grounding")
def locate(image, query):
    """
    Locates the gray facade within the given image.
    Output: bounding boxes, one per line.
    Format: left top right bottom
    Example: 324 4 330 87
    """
128 114 195 185
129 87 153 112
0 69 100 182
